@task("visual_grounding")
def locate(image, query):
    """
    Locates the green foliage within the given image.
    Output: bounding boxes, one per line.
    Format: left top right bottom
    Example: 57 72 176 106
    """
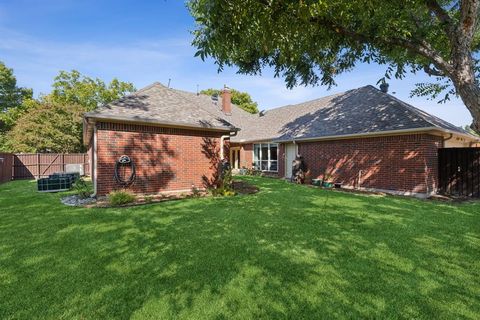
0 61 32 112
0 98 38 130
0 99 38 151
189 0 480 128
211 167 235 196
0 61 33 151
200 88 259 114
49 70 135 111
410 82 456 103
243 167 262 176
5 99 85 153
463 125 480 136
108 190 136 206
73 178 92 199
1 70 135 152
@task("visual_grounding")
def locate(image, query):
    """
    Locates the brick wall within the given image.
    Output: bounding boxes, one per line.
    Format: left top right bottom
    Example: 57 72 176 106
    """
297 134 442 194
233 143 253 169
95 122 224 196
232 142 281 177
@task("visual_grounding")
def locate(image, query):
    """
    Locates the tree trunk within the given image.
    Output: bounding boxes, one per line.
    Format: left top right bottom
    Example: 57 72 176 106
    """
449 0 480 134
450 48 480 134
455 82 480 134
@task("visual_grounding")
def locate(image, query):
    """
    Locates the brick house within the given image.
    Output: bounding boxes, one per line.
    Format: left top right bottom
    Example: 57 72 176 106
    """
84 82 479 197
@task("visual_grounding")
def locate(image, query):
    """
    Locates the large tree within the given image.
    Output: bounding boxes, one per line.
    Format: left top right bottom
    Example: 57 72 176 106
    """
6 100 85 153
0 61 33 150
0 61 32 112
189 0 480 132
49 70 135 111
200 88 259 113
1 70 136 152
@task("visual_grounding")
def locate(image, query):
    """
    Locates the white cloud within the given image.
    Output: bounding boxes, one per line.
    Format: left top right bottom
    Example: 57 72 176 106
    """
0 27 473 127
0 28 192 94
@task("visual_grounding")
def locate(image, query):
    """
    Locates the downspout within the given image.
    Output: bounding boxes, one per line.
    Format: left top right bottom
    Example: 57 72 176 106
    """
442 133 453 147
93 125 98 197
220 130 238 160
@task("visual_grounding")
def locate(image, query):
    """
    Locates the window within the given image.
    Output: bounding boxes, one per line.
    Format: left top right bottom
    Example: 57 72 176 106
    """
253 143 278 172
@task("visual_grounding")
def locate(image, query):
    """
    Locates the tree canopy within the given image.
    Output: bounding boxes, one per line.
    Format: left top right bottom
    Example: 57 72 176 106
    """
189 0 480 132
0 61 32 112
6 99 84 153
0 66 136 152
49 70 135 111
200 88 259 113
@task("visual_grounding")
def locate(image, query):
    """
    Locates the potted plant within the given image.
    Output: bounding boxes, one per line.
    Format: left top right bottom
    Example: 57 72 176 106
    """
322 173 334 188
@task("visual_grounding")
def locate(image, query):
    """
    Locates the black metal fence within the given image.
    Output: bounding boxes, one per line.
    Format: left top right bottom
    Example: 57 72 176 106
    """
438 148 480 197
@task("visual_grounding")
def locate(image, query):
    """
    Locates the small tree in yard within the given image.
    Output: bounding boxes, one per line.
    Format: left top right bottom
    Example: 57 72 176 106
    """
189 0 480 133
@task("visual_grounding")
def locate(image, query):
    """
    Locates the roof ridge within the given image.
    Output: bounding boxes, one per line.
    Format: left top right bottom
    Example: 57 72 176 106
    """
132 82 166 95
263 86 367 114
174 87 258 118
99 82 166 108
378 89 471 135
168 87 238 126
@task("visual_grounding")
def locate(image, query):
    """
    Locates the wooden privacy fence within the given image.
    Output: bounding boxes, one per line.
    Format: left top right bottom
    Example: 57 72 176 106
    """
13 153 90 180
438 148 480 197
0 153 14 183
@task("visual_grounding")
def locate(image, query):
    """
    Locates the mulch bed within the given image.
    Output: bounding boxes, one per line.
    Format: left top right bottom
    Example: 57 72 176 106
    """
233 180 259 194
79 180 259 208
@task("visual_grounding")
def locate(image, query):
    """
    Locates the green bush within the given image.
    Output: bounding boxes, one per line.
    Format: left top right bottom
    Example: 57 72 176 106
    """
211 167 235 197
244 167 262 176
73 178 92 199
108 191 136 206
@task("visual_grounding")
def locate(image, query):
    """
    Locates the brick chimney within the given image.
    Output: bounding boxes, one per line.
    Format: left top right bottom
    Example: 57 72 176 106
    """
222 85 232 115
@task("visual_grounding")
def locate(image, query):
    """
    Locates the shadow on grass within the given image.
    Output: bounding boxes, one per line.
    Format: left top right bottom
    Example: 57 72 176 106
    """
0 177 479 319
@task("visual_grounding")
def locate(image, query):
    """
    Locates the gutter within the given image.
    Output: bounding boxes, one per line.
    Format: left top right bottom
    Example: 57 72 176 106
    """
442 133 453 147
271 127 480 144
220 130 238 160
83 114 239 146
84 113 238 133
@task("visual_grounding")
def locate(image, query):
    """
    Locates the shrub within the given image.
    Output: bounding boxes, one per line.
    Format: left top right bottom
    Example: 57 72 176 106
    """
211 167 235 197
73 178 91 199
108 191 136 206
244 167 262 176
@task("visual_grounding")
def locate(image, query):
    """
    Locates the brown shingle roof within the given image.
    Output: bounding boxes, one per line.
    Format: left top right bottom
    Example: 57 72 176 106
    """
230 85 474 142
85 83 476 143
85 82 238 131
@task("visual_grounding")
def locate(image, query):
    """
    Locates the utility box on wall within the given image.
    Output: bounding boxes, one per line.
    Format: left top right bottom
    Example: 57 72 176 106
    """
66 164 85 176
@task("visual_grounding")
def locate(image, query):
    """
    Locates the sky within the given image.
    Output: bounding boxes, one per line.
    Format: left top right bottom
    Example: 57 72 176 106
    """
0 0 473 127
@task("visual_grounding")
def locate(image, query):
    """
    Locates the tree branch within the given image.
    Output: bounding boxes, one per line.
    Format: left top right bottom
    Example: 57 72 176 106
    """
425 0 456 37
310 16 455 76
423 64 446 76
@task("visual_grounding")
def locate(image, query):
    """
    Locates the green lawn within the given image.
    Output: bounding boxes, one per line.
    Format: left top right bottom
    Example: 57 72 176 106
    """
0 177 479 319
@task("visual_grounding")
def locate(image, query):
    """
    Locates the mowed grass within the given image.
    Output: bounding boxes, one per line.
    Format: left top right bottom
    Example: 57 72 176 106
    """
0 177 479 319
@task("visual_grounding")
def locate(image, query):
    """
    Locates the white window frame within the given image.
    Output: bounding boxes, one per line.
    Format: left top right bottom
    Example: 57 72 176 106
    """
253 143 278 172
